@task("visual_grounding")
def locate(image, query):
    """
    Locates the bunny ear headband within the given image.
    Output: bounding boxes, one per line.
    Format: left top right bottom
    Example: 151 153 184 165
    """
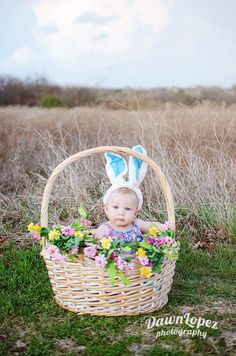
103 145 148 210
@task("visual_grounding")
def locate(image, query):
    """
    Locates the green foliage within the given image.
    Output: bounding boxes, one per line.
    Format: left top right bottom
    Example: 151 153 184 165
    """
41 95 64 108
1 239 236 355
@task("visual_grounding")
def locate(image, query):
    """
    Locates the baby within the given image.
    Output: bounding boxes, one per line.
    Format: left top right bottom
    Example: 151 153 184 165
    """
95 145 166 243
95 187 164 241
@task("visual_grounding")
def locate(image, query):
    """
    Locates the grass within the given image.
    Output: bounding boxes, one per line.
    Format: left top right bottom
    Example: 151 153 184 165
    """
0 103 235 353
1 234 236 355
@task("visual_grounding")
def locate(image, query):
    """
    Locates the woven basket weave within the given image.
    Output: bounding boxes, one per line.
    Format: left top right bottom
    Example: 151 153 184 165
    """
40 146 178 316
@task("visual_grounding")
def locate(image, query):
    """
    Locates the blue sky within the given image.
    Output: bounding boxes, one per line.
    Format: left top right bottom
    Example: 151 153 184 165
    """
0 0 235 88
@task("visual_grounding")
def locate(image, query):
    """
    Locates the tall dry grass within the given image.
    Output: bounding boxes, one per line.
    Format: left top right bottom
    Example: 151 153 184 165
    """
0 102 235 236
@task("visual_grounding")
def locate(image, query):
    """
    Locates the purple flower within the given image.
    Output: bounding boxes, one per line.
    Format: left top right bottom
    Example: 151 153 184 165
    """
148 237 155 244
116 256 134 271
62 226 76 236
84 245 97 258
139 257 150 266
95 254 108 268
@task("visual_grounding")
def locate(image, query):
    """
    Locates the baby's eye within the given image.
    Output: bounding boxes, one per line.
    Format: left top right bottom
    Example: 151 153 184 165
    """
113 205 119 209
125 207 131 211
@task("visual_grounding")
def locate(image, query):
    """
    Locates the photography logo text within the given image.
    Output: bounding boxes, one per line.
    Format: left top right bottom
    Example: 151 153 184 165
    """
145 313 218 340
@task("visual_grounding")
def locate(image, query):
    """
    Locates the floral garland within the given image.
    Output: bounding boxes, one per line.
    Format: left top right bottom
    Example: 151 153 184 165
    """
28 208 180 286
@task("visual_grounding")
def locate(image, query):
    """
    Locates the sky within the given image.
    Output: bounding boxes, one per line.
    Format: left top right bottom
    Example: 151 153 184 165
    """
0 0 236 89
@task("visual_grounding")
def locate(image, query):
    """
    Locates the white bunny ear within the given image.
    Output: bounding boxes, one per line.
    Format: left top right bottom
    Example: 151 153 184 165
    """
128 145 148 186
104 152 128 184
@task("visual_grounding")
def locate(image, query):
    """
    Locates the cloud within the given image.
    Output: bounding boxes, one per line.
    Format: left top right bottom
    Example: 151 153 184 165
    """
75 11 117 25
30 0 175 58
0 46 35 72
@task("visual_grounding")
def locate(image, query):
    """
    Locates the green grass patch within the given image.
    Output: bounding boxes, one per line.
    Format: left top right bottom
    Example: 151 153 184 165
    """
0 238 236 355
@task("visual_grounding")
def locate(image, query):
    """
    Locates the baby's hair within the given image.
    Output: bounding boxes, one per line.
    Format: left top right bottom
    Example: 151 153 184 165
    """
112 187 139 208
115 187 137 196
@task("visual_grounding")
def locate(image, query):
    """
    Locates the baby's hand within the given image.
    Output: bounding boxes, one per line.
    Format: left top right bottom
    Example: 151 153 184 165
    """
94 225 107 239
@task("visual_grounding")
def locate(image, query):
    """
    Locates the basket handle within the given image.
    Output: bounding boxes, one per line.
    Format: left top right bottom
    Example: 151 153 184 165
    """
40 146 175 248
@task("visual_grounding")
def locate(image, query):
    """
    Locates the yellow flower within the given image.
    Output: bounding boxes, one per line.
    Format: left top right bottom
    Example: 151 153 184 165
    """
140 267 152 278
49 229 61 241
101 237 112 249
149 225 159 236
28 222 35 232
34 224 42 233
75 231 84 237
136 248 146 258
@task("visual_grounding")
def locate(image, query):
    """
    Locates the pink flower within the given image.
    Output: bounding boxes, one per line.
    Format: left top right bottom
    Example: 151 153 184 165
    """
53 251 67 261
32 231 42 241
148 237 155 244
116 256 134 271
110 252 116 260
164 221 173 230
47 245 60 257
155 237 173 247
81 219 91 227
47 245 67 261
95 254 108 268
139 257 150 266
62 226 76 236
70 247 79 255
84 245 97 258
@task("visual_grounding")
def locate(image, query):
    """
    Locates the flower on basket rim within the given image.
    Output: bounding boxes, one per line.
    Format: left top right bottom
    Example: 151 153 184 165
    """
95 254 108 268
116 256 134 271
47 245 67 261
70 247 79 255
140 266 152 278
136 247 146 258
81 219 91 227
84 245 97 258
148 225 160 236
139 256 150 266
54 252 68 261
155 237 173 247
47 245 60 256
49 229 61 241
75 230 84 237
32 231 42 241
101 237 112 249
62 226 76 237
34 224 42 233
27 222 35 232
165 221 173 230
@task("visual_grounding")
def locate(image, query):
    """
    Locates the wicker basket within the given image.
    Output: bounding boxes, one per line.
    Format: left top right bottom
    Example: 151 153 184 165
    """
40 146 178 316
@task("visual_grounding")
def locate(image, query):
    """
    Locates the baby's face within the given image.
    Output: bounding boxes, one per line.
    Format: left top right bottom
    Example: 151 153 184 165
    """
104 190 138 228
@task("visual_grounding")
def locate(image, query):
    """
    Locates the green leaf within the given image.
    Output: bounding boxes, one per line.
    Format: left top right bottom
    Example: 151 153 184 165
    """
108 264 117 287
117 272 132 285
159 244 178 251
78 207 87 219
120 246 132 252
139 240 153 250
74 236 82 245
163 252 178 259
107 249 115 258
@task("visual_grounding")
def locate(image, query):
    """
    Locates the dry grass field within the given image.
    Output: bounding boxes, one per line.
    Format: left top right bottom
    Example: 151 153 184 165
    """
0 101 235 236
0 101 236 355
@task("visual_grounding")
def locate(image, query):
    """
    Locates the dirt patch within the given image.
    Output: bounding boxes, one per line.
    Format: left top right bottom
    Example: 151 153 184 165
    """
54 338 86 355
